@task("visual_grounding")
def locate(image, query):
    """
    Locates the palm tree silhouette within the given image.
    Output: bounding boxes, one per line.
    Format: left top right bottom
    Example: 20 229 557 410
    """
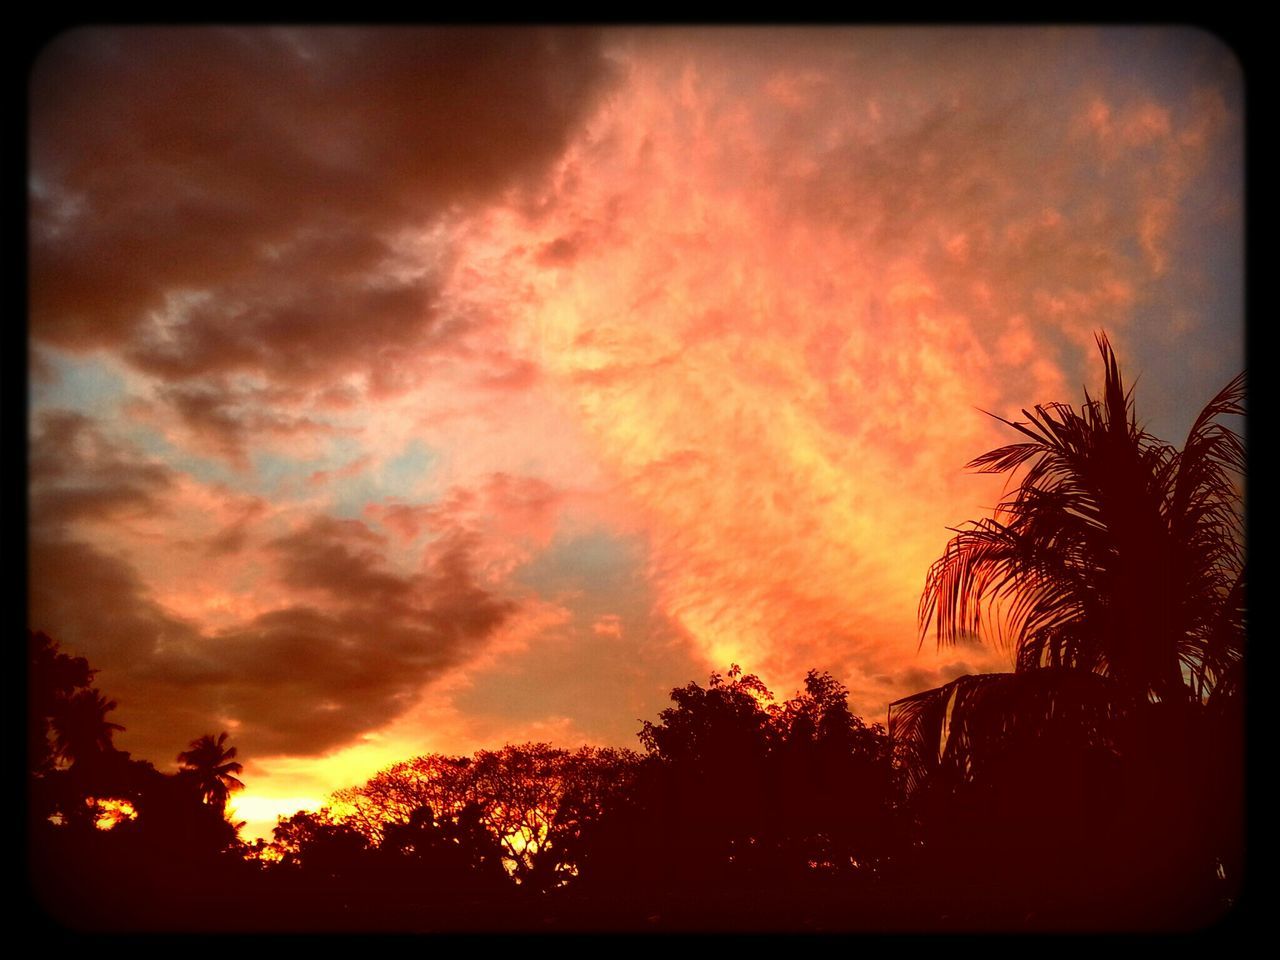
51 688 125 768
901 332 1242 713
177 732 245 814
890 333 1244 922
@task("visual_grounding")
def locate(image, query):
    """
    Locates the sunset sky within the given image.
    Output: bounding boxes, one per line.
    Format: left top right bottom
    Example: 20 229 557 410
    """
28 26 1243 840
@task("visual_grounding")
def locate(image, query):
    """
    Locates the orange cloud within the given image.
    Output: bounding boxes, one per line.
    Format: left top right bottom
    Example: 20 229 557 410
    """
443 28 1241 718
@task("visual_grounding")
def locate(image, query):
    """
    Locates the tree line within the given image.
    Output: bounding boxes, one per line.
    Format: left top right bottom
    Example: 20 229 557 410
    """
27 334 1244 932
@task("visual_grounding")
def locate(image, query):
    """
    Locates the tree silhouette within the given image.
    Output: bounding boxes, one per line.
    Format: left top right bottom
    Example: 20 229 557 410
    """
52 688 125 767
29 630 94 776
29 635 249 931
43 683 128 832
177 732 245 814
770 670 897 879
272 807 372 878
331 744 640 891
569 665 903 930
380 802 510 895
891 333 1245 927
333 754 475 845
639 664 775 767
918 333 1243 703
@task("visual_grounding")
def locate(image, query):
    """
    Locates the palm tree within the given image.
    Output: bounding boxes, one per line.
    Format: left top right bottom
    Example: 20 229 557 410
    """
51 688 125 769
889 333 1244 924
917 333 1243 702
42 687 129 831
177 731 245 814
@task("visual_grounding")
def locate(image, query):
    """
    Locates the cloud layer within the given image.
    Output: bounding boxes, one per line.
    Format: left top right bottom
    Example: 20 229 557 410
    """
32 27 615 461
29 412 524 758
449 27 1242 711
28 28 1242 834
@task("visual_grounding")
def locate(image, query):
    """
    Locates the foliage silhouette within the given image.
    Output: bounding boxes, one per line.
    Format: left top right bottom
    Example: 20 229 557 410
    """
177 731 245 814
770 670 899 877
578 666 898 912
28 633 248 931
380 802 511 895
52 689 125 768
29 631 130 833
629 665 777 890
272 807 373 878
330 743 640 891
32 631 919 930
223 668 905 929
918 333 1243 703
28 630 94 777
891 333 1245 928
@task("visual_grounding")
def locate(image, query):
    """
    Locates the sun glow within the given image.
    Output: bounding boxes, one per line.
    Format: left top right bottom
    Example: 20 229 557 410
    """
92 798 137 831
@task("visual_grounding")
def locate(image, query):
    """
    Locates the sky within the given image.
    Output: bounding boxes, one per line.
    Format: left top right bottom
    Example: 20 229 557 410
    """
28 26 1244 841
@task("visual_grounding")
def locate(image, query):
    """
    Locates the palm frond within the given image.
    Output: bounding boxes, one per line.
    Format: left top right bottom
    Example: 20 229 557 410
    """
919 330 1243 705
177 731 245 808
890 671 1123 799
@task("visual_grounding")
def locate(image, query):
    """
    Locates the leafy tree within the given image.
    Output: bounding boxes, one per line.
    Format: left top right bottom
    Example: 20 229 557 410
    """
271 807 371 877
639 664 775 765
573 668 773 896
577 665 900 910
331 744 640 891
642 666 776 878
528 746 640 891
333 754 474 845
380 802 510 894
28 634 247 930
770 670 898 877
467 743 572 883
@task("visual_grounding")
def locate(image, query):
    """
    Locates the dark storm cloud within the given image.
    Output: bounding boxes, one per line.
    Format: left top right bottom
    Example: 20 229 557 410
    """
30 26 614 395
29 410 176 528
207 561 515 759
30 523 516 760
210 520 515 756
29 413 517 760
29 537 203 676
270 516 414 610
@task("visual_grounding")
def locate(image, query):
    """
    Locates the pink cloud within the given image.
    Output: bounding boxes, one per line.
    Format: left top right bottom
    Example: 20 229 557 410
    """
592 615 623 639
440 28 1240 719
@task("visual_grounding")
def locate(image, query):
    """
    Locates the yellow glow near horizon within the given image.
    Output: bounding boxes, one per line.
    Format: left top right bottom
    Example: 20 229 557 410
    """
226 793 328 841
92 798 137 831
